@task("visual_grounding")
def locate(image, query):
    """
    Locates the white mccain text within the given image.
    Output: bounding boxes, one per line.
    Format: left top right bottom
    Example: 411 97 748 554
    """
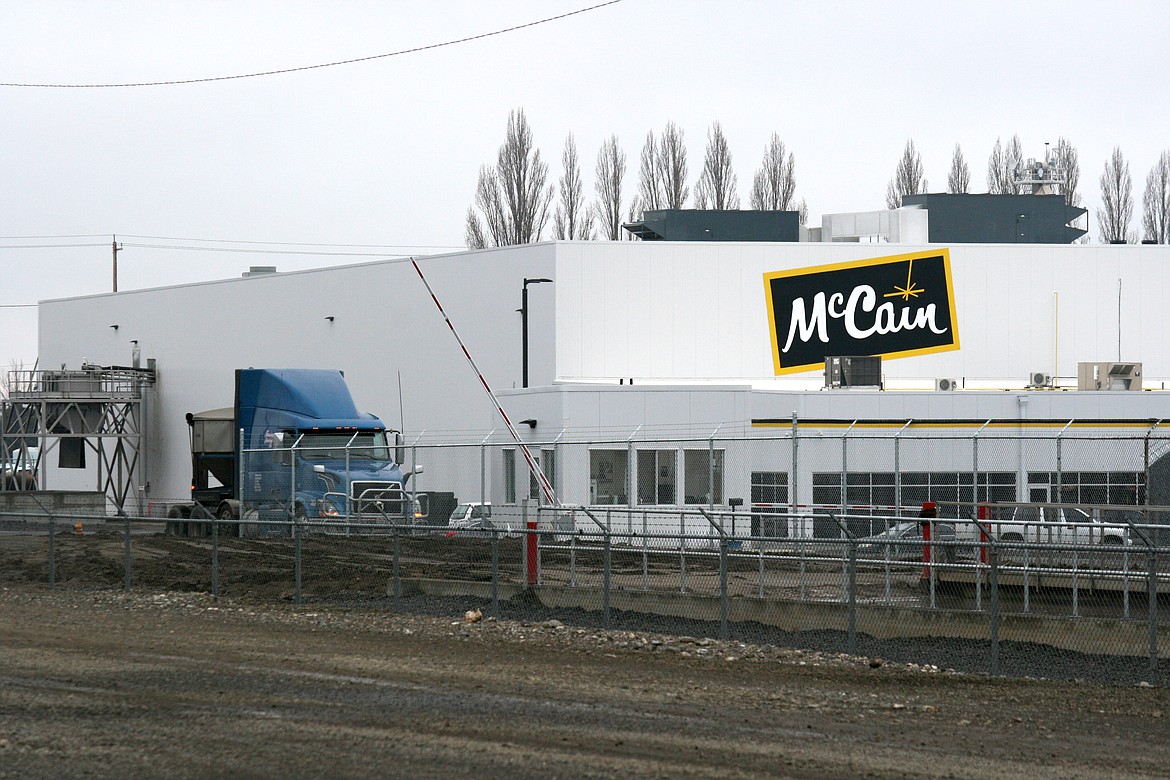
781 285 948 353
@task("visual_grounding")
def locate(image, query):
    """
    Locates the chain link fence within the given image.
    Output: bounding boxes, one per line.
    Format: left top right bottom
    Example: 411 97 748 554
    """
4 420 1170 674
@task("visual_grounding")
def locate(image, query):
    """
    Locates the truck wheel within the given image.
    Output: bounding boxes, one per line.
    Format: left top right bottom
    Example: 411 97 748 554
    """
218 504 240 538
240 509 260 539
166 505 190 537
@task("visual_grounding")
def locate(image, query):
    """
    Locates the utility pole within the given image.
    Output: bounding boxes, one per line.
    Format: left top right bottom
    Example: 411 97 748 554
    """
112 235 122 292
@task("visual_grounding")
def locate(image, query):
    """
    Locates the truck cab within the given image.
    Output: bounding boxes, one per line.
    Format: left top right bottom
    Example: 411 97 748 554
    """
179 368 424 536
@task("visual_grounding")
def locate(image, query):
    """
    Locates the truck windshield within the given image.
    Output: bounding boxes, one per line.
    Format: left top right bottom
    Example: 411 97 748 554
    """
298 432 391 461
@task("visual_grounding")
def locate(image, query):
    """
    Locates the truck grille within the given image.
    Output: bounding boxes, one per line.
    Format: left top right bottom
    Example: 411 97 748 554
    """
350 481 404 516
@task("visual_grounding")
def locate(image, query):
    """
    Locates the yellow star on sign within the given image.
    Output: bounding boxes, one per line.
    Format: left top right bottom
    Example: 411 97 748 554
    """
884 258 925 301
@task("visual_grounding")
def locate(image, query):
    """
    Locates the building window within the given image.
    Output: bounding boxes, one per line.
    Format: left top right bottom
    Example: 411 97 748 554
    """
589 449 628 505
683 449 724 505
812 471 1017 536
1029 471 1144 506
530 448 556 502
637 449 677 505
503 449 516 504
751 471 788 538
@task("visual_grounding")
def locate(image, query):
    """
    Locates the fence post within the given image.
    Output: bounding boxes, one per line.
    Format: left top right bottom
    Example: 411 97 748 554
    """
211 509 219 598
847 536 857 656
392 522 401 609
1149 549 1159 672
989 536 1000 675
294 521 302 606
238 427 246 536
603 527 612 630
490 527 499 618
790 412 799 522
48 513 56 588
641 509 649 591
123 514 132 592
719 536 729 641
569 517 578 587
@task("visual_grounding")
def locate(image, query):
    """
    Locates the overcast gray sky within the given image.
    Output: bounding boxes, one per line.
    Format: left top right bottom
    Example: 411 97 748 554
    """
3 0 1169 371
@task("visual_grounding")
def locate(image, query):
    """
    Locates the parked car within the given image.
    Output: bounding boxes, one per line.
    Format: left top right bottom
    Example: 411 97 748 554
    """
856 521 958 562
447 502 493 535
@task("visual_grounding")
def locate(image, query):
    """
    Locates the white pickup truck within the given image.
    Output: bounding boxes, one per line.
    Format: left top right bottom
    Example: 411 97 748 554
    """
987 506 1132 548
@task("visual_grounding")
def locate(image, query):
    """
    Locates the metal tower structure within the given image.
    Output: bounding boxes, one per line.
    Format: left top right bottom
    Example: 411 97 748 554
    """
0 364 156 514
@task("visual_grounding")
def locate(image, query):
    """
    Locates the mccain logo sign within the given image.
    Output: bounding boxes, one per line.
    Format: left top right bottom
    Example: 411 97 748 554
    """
764 250 960 375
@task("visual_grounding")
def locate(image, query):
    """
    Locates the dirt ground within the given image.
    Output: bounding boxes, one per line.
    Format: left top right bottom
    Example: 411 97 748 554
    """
2 531 1170 778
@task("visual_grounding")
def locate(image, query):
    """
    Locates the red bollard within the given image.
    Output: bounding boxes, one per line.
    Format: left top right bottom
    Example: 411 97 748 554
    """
525 520 539 586
919 501 937 581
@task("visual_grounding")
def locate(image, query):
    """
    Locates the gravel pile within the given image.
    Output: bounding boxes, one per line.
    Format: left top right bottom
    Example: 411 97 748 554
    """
11 584 1166 687
322 588 1169 688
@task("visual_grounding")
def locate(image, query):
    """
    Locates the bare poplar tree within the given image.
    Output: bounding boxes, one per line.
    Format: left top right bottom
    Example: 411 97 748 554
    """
594 135 626 241
1097 146 1136 243
625 195 642 239
693 121 739 209
1051 137 1087 242
947 144 970 193
551 134 593 240
885 139 927 209
636 131 662 217
1052 137 1080 206
987 135 1023 194
797 198 809 227
464 108 553 249
1142 150 1170 244
749 133 796 211
657 121 689 209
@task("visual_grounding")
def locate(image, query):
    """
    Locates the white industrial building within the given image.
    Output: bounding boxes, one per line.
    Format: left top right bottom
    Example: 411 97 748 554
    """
26 240 1170 528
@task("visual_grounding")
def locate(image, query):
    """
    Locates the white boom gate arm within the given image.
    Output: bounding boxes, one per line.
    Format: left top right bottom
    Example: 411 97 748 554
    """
410 258 559 507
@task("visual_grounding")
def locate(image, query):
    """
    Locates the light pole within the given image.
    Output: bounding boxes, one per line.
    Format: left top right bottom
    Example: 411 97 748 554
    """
521 277 552 388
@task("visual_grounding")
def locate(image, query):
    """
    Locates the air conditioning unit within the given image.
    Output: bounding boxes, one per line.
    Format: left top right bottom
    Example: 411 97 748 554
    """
1077 361 1143 391
935 378 958 391
1028 372 1052 388
824 356 882 389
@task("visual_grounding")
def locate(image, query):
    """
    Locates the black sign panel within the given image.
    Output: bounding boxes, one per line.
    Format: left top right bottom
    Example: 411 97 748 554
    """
764 250 960 374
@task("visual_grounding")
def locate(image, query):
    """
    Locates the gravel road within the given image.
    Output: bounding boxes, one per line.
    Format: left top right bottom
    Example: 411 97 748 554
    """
2 583 1169 779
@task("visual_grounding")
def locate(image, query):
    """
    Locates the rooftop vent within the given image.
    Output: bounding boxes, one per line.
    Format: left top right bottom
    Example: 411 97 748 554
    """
824 356 882 389
1077 362 1142 391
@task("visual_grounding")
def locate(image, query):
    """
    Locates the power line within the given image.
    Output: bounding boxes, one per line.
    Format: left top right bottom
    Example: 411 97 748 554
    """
116 234 464 250
0 243 109 249
1 1 622 89
0 239 466 255
0 233 111 240
120 242 416 258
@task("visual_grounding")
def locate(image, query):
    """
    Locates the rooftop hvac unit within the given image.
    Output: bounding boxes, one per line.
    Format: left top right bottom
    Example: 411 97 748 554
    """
1028 372 1052 388
935 378 958 391
824 356 882 389
1077 361 1143 391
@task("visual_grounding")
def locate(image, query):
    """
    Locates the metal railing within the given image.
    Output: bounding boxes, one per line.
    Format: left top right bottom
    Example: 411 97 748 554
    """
4 499 1168 676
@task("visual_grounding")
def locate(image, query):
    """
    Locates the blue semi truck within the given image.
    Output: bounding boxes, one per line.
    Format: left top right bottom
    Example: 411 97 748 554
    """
167 368 423 536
